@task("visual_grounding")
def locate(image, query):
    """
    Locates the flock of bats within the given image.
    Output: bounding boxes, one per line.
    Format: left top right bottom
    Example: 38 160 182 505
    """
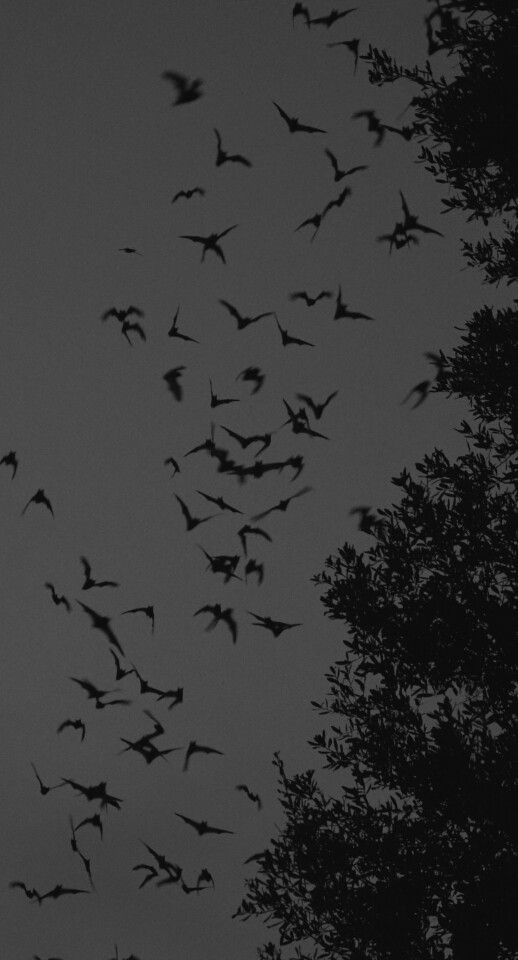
2 3 447 958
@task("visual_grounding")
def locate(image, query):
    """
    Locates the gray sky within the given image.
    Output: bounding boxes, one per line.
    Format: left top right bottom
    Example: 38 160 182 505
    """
0 2 497 958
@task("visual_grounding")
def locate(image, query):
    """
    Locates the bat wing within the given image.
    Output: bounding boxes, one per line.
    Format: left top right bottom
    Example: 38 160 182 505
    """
217 224 238 240
127 306 144 318
272 101 290 125
206 824 234 835
298 121 325 134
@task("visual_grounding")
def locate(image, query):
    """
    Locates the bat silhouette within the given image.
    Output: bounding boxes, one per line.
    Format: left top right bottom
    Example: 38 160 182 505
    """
251 486 312 522
236 784 262 809
1 450 18 477
120 737 178 765
401 379 431 409
75 813 103 839
248 612 302 637
352 109 386 146
175 812 234 835
289 289 332 306
121 605 155 633
30 762 63 796
221 425 272 455
327 38 361 72
219 299 274 331
194 603 238 644
70 676 129 710
44 582 71 612
133 863 159 889
38 884 90 903
322 185 352 215
168 306 199 342
210 378 239 408
214 128 252 168
102 306 144 324
274 315 314 347
350 505 376 533
292 2 310 26
196 490 242 514
183 740 224 772
272 101 325 134
197 867 215 887
164 456 181 477
175 494 217 531
80 556 118 590
334 286 374 320
399 190 443 237
295 210 324 242
109 649 136 682
377 223 419 253
171 186 205 204
61 778 122 810
295 390 338 419
21 489 54 516
118 247 143 256
162 71 203 105
140 841 181 877
57 718 86 741
180 225 238 264
281 399 324 438
163 366 186 403
121 319 146 345
310 8 357 28
236 366 265 393
9 881 41 902
185 423 216 458
198 547 241 583
324 148 367 181
76 600 125 655
245 558 264 585
237 524 272 555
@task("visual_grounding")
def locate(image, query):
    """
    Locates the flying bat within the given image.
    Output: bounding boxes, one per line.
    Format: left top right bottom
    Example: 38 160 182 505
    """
221 425 272 454
334 286 374 320
244 558 264 585
57 718 86 741
61 777 122 810
236 784 262 810
30 762 63 796
295 210 324 242
352 109 386 146
289 289 332 306
80 556 119 590
121 319 146 345
219 299 274 331
162 71 203 105
168 306 199 342
109 649 136 682
183 740 224 772
44 582 71 611
163 366 186 402
210 378 239 408
401 379 431 409
196 490 242 514
70 676 127 709
324 148 367 181
9 881 41 903
327 37 361 72
237 524 272 555
75 813 103 839
175 493 217 531
194 603 238 644
399 190 443 237
248 612 302 637
76 600 125 655
21 488 54 516
198 547 241 583
0 450 18 477
118 247 142 256
214 128 252 167
251 486 312 522
272 101 325 134
292 2 311 26
37 884 90 903
164 456 181 477
274 315 314 347
295 390 338 419
236 366 265 393
102 306 144 324
310 8 357 28
175 812 234 836
122 605 155 634
171 187 205 204
180 225 238 264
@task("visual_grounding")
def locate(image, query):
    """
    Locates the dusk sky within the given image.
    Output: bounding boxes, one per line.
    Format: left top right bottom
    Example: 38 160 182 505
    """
0 2 501 958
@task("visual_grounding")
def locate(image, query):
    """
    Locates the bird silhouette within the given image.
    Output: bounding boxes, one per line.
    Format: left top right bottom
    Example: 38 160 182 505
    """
163 366 186 402
121 319 146 345
295 390 338 419
327 38 361 72
236 784 262 809
175 494 217 532
118 247 143 256
80 556 118 590
219 299 274 331
76 600 125 655
180 225 238 264
57 718 86 741
237 524 272 555
310 8 357 28
248 612 301 637
0 450 18 478
183 740 224 772
30 762 63 796
210 378 239 408
175 813 234 836
196 490 242 514
44 582 71 612
324 148 367 181
168 307 199 342
121 605 155 634
272 101 325 134
334 286 374 320
274 315 314 347
194 603 238 644
214 128 252 167
21 489 54 516
102 306 143 324
244 558 264 585
162 71 203 105
236 366 265 393
289 290 332 307
171 186 206 204
251 486 312 522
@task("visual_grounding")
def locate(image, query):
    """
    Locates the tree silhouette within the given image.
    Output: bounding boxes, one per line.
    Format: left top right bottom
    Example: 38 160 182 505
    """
236 4 518 958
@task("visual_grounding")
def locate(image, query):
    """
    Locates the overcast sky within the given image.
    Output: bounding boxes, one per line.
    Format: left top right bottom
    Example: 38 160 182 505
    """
0 2 498 959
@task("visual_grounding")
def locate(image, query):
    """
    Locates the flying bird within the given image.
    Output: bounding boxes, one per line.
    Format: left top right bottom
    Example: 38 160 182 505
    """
21 489 54 516
210 378 239 408
295 390 338 419
168 307 199 342
289 289 332 307
183 740 224 772
248 612 302 637
180 225 238 264
251 486 312 522
44 582 71 612
214 128 252 168
194 603 238 644
219 299 274 331
237 524 272 555
0 450 18 478
236 784 262 810
57 718 86 741
175 813 234 836
162 71 203 105
80 556 119 590
171 187 205 204
310 8 357 28
121 605 155 634
334 286 374 321
324 148 367 181
163 366 186 402
175 494 217 532
236 366 265 393
274 315 314 347
76 600 125 655
272 101 325 134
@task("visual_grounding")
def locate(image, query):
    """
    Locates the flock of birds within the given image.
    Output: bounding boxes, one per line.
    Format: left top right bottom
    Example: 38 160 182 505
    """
2 4 448 958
